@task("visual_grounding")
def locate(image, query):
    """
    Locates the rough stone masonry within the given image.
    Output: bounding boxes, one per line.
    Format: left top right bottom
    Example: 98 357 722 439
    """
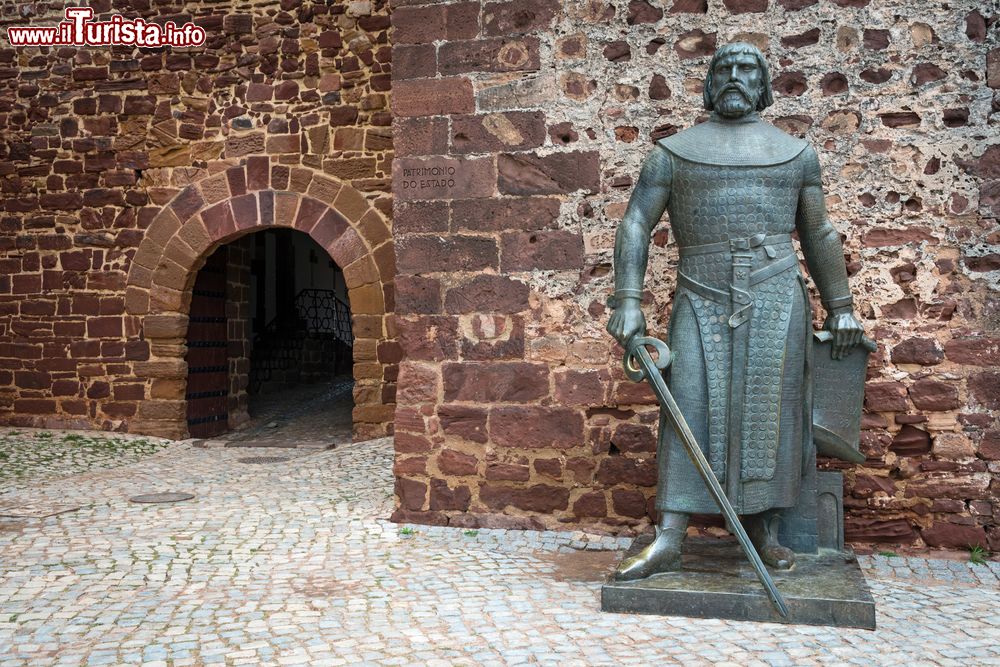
0 0 398 441
389 0 1000 551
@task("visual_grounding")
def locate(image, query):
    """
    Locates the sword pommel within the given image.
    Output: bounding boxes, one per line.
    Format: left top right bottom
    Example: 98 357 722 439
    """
623 336 672 382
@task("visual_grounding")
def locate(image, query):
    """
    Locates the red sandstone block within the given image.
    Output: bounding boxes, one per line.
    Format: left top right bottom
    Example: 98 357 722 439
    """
14 399 56 414
396 362 438 405
357 209 391 247
489 406 584 450
864 381 910 412
295 197 328 231
909 379 960 411
595 457 658 486
443 362 547 402
482 0 560 36
266 134 302 154
246 82 272 101
258 191 274 225
393 117 449 157
450 111 547 154
87 316 122 338
921 521 988 549
395 315 459 361
497 151 600 195
73 66 108 82
395 476 427 511
200 200 237 239
396 234 497 274
500 230 585 272
553 368 608 407
396 432 433 454
245 155 270 190
485 462 530 481
438 404 489 443
479 483 570 512
393 44 437 80
392 77 475 118
439 37 540 76
229 193 258 228
612 488 649 518
429 479 472 511
451 197 561 233
51 379 80 396
891 337 944 365
394 456 428 476
394 156 496 202
437 449 479 476
169 185 204 222
945 337 1000 366
14 370 50 390
326 226 369 268
393 2 479 44
271 164 291 190
444 275 529 314
11 274 41 294
611 422 658 454
573 491 608 518
968 371 1000 410
393 4 448 43
395 275 442 315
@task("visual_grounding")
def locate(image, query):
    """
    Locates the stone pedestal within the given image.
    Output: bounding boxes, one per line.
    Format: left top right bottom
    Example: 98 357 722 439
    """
602 536 876 629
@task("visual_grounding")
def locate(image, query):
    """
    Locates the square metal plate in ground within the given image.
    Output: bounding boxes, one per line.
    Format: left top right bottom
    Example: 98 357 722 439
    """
602 536 876 629
0 503 81 518
129 492 195 504
237 456 290 464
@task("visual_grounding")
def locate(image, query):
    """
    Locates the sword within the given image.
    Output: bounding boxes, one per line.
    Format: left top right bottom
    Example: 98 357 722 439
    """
623 335 790 619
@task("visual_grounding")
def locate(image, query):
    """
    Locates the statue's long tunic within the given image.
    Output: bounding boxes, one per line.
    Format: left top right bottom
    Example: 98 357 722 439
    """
649 116 830 516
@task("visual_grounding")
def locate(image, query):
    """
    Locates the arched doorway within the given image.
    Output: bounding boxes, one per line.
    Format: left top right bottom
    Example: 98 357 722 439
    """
184 230 355 441
124 161 396 442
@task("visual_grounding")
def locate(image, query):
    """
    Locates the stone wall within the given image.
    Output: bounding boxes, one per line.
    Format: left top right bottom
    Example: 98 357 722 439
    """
0 0 397 440
390 0 1000 550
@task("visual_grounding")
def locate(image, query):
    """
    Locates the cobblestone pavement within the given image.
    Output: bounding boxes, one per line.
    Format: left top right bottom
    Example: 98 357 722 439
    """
0 429 171 497
1 432 998 667
220 379 354 449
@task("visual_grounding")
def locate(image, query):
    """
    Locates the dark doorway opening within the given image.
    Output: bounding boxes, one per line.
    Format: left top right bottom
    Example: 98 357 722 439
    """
184 229 354 444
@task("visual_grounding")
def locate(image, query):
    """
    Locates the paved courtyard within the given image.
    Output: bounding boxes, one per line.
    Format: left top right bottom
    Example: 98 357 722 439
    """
1 426 998 667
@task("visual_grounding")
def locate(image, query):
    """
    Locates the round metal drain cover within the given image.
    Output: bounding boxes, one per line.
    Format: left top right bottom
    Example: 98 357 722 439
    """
129 492 195 504
237 456 289 464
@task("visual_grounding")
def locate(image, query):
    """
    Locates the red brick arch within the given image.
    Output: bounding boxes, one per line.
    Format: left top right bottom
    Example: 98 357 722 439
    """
124 158 396 440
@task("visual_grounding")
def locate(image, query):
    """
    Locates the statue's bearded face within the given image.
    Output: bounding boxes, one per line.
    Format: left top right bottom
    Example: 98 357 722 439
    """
710 52 763 118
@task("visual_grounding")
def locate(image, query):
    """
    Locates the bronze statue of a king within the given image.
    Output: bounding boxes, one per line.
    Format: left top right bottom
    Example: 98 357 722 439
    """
607 42 865 580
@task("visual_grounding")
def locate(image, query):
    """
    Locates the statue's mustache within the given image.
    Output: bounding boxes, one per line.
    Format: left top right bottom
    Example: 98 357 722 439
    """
714 83 753 103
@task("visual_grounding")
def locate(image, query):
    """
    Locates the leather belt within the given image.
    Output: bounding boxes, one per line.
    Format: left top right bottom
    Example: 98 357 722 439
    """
677 252 799 307
679 233 792 257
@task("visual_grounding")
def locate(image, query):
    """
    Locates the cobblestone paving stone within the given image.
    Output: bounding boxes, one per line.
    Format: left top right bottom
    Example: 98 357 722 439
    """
0 429 171 497
0 432 998 666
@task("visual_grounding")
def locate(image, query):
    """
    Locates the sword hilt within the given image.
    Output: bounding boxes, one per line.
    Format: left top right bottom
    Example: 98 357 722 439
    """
623 336 672 382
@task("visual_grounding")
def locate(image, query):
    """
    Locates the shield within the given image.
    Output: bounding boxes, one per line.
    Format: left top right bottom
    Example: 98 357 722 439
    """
811 331 877 464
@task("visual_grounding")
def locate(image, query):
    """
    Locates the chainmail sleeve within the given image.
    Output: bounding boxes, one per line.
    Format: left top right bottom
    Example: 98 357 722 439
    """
795 146 853 314
612 143 673 299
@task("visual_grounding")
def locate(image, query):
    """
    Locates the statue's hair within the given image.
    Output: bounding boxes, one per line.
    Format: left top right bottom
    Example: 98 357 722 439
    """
703 42 774 112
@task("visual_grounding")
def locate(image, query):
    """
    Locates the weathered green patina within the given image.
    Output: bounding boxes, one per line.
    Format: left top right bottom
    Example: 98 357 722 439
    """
607 43 866 580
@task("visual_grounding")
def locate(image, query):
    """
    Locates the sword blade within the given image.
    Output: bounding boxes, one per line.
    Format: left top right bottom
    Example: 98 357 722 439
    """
632 342 790 619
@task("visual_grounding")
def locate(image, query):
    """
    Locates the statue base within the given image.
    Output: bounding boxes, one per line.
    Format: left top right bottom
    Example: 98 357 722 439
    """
602 536 875 629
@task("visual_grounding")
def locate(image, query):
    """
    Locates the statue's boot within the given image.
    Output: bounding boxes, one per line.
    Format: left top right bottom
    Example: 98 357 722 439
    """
745 510 795 570
614 511 689 581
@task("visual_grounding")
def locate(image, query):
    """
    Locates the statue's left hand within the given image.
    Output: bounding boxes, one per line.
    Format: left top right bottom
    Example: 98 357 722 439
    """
823 312 864 360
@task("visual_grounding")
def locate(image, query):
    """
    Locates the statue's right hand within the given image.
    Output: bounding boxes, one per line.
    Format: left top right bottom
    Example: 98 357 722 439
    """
607 300 647 348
